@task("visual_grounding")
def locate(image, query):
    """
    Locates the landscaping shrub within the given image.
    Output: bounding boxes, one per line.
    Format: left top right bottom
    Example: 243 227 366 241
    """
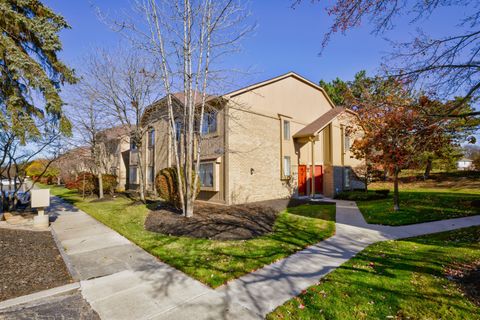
74 172 96 196
65 180 77 190
100 174 118 196
335 190 389 201
155 167 200 209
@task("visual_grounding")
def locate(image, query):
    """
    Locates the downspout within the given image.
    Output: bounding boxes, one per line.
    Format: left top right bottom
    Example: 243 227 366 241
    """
224 102 230 205
310 136 315 197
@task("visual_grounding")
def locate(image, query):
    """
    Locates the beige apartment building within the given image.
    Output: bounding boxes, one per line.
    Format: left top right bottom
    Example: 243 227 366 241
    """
96 125 131 192
131 72 364 204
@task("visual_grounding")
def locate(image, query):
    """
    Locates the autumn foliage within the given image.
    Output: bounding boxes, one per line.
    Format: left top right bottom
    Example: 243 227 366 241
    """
155 167 200 209
343 76 449 211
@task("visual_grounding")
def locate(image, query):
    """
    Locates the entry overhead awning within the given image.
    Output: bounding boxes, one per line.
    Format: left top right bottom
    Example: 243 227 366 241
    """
293 107 347 138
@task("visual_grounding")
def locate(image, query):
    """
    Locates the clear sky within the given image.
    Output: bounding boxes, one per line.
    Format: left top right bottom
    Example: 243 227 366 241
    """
45 0 469 89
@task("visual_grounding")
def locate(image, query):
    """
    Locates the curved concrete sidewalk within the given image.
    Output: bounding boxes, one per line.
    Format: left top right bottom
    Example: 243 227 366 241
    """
216 200 480 317
49 196 480 319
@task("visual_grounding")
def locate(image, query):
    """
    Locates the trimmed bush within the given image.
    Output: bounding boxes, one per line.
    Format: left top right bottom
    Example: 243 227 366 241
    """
101 174 118 196
335 190 389 201
155 167 200 209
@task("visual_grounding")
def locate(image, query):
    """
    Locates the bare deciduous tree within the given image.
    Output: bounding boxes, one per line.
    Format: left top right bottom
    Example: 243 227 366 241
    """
66 90 109 199
294 0 480 117
80 49 159 202
112 0 252 217
0 123 64 211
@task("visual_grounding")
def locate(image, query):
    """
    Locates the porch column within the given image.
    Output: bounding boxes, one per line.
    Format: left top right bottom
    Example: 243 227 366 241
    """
310 137 315 197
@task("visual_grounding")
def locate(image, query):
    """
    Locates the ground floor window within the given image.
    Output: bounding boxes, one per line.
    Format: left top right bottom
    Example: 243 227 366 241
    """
344 167 351 189
283 156 291 177
148 166 154 184
129 166 138 184
199 162 214 188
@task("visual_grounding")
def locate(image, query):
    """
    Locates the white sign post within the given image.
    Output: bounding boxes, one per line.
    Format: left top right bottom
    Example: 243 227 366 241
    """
31 189 50 229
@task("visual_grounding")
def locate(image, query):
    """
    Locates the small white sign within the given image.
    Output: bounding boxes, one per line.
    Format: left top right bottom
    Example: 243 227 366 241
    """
31 189 50 208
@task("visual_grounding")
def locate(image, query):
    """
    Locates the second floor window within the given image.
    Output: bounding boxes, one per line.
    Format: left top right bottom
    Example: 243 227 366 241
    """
344 134 350 151
283 120 290 140
201 111 217 135
175 120 182 142
148 129 155 149
130 140 137 151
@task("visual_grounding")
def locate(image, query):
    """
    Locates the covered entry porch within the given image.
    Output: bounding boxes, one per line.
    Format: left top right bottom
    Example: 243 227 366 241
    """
293 108 346 198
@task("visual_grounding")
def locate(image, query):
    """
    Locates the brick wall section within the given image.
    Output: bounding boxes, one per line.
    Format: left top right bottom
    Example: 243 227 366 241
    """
227 108 292 204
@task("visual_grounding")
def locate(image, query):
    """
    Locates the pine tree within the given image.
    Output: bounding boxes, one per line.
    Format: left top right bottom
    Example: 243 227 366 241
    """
0 0 77 142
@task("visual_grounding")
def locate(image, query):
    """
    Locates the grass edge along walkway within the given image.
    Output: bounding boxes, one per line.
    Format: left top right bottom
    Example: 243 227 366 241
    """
45 185 336 288
354 187 480 226
267 226 480 320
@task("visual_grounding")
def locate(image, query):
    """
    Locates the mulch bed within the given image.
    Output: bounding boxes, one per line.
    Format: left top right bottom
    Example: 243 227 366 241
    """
145 202 280 240
0 229 72 302
445 260 480 306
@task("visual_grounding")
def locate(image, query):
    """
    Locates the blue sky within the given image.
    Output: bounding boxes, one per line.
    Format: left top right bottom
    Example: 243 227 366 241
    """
45 0 469 88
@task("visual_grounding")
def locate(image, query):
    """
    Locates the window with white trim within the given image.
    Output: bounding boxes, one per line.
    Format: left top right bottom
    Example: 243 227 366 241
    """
344 168 351 189
283 156 291 177
199 163 214 188
344 133 350 151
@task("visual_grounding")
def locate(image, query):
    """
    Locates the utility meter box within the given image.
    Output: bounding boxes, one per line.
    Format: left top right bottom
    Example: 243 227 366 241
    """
31 189 50 208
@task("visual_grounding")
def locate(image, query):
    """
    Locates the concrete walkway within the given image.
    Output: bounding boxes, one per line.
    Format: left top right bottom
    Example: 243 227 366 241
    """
48 196 480 319
49 197 259 320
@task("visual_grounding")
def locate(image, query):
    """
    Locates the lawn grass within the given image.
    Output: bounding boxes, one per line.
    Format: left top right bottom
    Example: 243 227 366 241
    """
356 183 480 226
268 226 480 320
46 185 335 288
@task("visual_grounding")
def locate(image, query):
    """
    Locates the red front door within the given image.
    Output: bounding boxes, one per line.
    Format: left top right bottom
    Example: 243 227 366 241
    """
314 165 323 194
298 165 307 195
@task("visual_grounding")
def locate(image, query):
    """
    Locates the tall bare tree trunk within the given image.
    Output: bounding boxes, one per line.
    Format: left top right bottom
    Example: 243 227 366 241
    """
137 149 145 202
393 167 400 211
424 157 433 180
98 172 104 199
82 172 86 200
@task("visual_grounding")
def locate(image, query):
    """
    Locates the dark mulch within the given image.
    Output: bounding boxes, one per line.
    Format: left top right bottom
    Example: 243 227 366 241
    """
445 260 480 306
0 229 72 302
145 201 280 240
145 198 331 240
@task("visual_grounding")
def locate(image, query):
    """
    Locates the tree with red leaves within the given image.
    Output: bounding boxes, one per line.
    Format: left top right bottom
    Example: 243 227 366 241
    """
345 76 446 211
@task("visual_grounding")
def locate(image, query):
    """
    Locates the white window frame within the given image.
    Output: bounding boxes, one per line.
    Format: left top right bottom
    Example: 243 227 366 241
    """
283 156 291 178
344 167 351 189
344 134 350 152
